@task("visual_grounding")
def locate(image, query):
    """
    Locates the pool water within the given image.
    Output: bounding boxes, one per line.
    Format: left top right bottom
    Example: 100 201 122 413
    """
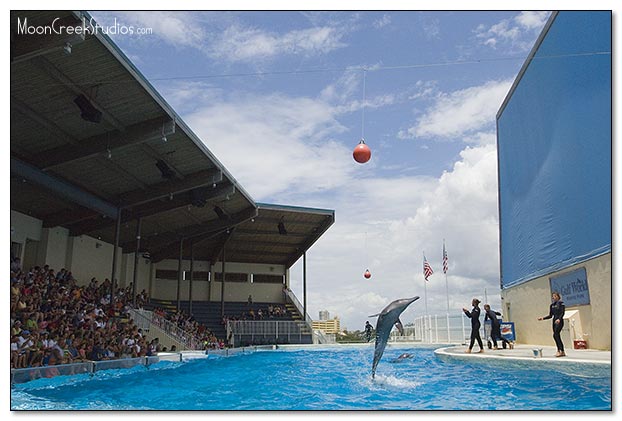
11 345 611 410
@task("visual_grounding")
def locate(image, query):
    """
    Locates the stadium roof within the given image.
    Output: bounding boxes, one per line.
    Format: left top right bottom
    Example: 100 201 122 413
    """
10 10 334 267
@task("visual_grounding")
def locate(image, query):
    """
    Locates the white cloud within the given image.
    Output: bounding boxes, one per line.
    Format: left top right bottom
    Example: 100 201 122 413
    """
404 79 512 139
475 11 551 51
183 93 354 200
156 76 504 331
207 25 347 63
515 11 550 30
373 14 391 29
289 142 500 330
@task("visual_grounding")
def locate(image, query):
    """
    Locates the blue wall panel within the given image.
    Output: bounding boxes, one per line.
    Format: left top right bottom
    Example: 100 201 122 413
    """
497 12 611 288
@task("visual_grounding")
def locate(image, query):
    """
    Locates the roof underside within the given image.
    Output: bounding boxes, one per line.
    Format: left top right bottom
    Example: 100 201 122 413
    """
10 10 334 267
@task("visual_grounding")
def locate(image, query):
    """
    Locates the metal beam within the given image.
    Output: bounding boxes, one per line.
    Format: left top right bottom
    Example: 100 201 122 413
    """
118 168 223 208
32 118 176 170
11 156 118 219
147 206 257 261
68 182 235 236
285 214 335 268
42 206 100 228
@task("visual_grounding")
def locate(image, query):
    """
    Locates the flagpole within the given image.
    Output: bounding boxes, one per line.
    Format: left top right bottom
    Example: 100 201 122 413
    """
423 252 429 343
444 240 450 343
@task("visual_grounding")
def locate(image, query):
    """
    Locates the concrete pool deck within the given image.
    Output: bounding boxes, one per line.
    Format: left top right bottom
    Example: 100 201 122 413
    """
435 344 611 365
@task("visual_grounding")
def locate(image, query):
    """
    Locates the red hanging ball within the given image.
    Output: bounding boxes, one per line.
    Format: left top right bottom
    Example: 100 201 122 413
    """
364 269 372 279
353 139 371 164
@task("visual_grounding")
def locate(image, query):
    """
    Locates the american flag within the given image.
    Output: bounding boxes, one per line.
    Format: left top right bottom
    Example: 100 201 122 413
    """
442 242 448 274
423 254 433 281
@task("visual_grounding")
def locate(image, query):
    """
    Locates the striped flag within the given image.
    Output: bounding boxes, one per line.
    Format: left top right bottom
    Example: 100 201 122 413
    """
423 254 433 281
442 242 448 274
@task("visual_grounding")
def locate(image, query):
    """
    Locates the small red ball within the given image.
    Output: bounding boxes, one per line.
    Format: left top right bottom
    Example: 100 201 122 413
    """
353 140 371 164
364 269 372 279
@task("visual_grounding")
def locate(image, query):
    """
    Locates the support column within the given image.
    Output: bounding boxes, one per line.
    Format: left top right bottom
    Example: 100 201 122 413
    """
303 252 307 322
189 241 194 315
132 217 141 308
220 246 226 319
176 238 184 311
110 207 122 311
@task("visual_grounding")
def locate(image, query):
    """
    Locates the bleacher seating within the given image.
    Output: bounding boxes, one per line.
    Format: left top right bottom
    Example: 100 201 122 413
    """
146 299 302 342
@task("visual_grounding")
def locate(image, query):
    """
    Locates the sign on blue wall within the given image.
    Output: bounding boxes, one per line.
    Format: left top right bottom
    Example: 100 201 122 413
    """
549 267 590 306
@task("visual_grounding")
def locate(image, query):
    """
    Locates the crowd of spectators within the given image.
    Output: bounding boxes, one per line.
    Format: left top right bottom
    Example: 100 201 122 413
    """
9 258 221 370
222 303 290 327
151 307 223 350
10 259 153 370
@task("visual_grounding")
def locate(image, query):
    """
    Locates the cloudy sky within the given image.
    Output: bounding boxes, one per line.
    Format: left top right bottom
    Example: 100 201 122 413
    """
90 9 561 330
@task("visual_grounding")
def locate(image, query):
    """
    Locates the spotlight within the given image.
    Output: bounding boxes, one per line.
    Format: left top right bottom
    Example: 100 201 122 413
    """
278 219 287 236
73 94 102 123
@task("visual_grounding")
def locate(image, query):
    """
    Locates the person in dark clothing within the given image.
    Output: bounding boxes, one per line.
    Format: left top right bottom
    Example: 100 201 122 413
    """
538 292 566 357
363 321 373 342
484 304 513 350
463 298 484 353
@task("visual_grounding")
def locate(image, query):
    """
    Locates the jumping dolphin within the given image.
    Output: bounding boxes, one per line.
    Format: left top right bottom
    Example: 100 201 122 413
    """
369 296 420 378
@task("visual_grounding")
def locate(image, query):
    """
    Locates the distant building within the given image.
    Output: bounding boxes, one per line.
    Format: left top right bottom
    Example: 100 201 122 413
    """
318 310 330 321
312 317 341 334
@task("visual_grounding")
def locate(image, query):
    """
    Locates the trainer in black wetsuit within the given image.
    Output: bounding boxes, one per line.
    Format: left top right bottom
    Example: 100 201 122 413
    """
463 298 483 353
484 304 512 349
538 292 565 357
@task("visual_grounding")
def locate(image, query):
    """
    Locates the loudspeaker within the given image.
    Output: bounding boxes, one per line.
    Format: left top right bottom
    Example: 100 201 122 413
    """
73 94 102 123
156 160 175 179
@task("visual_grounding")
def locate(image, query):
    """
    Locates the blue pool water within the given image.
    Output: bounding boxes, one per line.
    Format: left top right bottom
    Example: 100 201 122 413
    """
11 345 611 410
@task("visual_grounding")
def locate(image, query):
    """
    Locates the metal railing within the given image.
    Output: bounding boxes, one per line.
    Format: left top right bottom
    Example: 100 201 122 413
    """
313 330 336 344
228 320 308 346
129 308 202 350
394 314 493 344
284 288 313 328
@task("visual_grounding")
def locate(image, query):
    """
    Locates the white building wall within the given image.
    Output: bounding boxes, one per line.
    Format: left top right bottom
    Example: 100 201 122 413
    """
501 253 611 350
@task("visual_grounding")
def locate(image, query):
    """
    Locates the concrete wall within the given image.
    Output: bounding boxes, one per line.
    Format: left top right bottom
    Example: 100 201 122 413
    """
10 210 151 290
501 253 611 350
150 260 286 303
10 210 42 246
38 226 70 271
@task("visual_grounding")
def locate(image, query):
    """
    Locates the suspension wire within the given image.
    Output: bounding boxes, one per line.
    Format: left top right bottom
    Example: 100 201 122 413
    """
361 68 366 141
19 51 611 88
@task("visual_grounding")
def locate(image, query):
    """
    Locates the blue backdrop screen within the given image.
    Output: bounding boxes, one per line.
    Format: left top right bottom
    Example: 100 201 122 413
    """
497 12 611 288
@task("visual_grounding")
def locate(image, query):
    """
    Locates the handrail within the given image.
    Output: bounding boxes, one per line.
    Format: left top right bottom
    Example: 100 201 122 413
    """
228 320 304 335
129 308 202 350
284 288 313 328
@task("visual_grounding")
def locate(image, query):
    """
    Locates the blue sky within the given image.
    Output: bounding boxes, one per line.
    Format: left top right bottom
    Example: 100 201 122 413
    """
86 9 610 331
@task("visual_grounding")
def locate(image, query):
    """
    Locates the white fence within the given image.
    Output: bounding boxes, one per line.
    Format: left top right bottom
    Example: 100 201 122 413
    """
393 314 492 344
